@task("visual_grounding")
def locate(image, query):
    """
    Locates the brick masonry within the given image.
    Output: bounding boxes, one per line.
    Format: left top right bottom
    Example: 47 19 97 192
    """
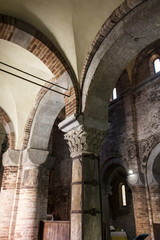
0 15 78 149
1 2 160 240
0 107 15 150
0 166 18 239
100 42 160 239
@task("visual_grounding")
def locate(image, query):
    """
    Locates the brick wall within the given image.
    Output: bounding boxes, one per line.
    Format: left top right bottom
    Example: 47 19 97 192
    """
0 166 18 239
101 61 160 239
0 16 78 149
132 186 150 235
0 107 15 150
64 87 77 117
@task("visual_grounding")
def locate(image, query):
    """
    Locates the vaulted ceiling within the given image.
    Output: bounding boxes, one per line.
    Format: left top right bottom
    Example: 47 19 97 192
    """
0 0 124 148
0 0 123 78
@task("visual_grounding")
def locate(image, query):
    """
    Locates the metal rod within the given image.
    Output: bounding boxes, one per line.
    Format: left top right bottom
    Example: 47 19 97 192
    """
0 68 70 97
0 61 68 91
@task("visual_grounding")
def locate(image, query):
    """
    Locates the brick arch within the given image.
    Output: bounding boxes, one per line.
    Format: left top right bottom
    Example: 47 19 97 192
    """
0 15 79 148
81 0 146 86
0 15 77 83
0 107 15 149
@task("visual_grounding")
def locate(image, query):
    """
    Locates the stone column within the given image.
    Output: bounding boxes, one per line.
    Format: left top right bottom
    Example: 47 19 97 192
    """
0 150 20 240
14 148 49 240
59 116 106 240
127 173 151 236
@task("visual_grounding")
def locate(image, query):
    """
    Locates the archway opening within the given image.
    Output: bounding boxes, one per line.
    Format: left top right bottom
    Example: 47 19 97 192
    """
102 163 136 240
47 108 71 221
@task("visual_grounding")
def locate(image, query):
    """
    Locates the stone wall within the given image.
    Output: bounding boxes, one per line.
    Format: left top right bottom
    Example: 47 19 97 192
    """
100 58 160 239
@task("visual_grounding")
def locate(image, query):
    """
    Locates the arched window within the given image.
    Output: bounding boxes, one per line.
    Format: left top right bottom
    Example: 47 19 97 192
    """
113 88 117 100
121 184 127 207
110 88 117 101
119 183 127 207
153 58 160 73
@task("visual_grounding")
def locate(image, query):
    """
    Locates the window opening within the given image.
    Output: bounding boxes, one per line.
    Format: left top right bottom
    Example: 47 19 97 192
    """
121 184 127 207
154 58 160 73
112 88 117 100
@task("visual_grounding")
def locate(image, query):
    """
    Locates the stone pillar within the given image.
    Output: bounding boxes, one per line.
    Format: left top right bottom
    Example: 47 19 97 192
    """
14 148 49 240
59 116 106 240
0 150 20 240
127 173 151 236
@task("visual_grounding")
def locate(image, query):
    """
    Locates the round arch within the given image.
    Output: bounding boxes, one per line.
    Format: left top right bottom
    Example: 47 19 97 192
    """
147 142 160 185
27 71 72 150
82 0 160 125
101 158 128 189
0 15 79 148
0 15 77 86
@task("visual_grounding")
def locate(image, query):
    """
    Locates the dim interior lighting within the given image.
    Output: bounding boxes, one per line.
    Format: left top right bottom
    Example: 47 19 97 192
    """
113 88 117 100
128 169 133 175
154 58 160 73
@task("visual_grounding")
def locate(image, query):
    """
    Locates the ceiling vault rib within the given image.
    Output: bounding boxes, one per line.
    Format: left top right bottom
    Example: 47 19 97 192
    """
0 61 68 91
0 68 70 97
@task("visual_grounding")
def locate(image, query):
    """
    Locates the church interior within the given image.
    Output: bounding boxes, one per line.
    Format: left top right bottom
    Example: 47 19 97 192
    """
0 0 160 239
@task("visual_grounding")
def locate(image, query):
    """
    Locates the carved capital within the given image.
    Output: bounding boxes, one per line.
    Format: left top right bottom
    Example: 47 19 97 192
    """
64 125 106 157
23 148 49 167
2 149 20 167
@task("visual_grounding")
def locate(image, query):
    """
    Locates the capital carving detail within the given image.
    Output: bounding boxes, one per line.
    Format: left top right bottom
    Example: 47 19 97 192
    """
64 125 106 156
23 148 49 167
2 149 20 167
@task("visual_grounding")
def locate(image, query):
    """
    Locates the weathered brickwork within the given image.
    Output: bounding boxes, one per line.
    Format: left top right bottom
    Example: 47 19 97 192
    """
14 167 49 240
101 43 160 239
132 40 160 87
132 186 150 235
0 166 18 239
0 107 15 149
64 86 78 117
149 186 160 224
0 15 78 149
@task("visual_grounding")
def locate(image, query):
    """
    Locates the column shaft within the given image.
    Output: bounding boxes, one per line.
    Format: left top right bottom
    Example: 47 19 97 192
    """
0 166 18 239
14 148 49 240
14 167 49 239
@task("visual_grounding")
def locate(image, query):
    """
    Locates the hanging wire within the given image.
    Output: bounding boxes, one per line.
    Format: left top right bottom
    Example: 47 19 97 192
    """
0 61 68 91
0 68 70 97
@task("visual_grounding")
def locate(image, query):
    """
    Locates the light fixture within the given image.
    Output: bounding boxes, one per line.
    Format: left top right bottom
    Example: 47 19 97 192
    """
128 169 133 175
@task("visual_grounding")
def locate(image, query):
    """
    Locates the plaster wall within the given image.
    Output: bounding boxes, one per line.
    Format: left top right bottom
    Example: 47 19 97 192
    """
0 39 53 149
0 0 123 78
